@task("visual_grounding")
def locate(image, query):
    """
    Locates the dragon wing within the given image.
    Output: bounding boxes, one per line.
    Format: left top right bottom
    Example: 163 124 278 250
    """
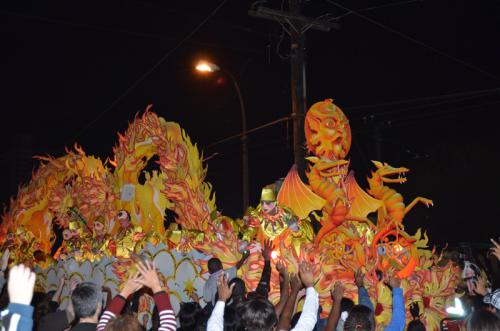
277 165 326 219
345 171 383 218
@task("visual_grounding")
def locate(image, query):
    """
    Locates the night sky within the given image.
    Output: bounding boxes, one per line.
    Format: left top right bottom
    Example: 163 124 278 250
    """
1 0 499 246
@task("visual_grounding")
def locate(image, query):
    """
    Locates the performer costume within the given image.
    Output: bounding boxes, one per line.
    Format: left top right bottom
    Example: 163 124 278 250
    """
110 211 145 258
243 188 313 256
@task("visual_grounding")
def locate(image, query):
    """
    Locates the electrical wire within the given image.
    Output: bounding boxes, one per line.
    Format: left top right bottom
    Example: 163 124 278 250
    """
326 0 423 22
343 87 500 111
0 8 265 53
324 0 500 82
206 116 290 148
67 0 229 144
349 91 499 122
351 99 500 135
358 0 422 12
380 100 500 126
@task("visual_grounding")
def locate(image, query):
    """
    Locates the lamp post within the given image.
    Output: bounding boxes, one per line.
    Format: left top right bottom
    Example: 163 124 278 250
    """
196 61 249 215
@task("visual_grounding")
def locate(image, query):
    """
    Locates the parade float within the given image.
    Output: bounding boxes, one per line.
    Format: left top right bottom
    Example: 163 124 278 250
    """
0 100 460 330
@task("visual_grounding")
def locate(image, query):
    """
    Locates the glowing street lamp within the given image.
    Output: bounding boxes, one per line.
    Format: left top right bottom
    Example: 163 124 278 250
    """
195 62 220 73
195 60 249 215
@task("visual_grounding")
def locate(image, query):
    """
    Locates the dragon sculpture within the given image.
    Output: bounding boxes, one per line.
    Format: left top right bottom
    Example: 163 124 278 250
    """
0 101 459 330
367 160 433 227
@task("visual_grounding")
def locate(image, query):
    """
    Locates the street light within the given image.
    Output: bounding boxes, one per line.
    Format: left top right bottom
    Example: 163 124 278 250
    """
195 60 249 215
195 62 219 73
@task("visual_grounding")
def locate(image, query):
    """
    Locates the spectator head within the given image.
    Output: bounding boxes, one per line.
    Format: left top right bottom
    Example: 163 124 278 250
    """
33 290 56 325
71 282 103 320
105 314 144 331
229 277 246 305
246 290 268 301
224 306 242 331
484 289 500 315
463 309 500 331
343 305 374 331
208 258 223 274
239 298 277 331
30 291 45 308
407 320 426 331
178 302 202 330
341 297 355 313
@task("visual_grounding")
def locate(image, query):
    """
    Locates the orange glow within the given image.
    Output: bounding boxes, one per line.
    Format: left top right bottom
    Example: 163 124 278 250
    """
195 61 219 73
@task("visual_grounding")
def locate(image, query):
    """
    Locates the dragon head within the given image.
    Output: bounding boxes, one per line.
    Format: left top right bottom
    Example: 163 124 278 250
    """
306 157 349 183
370 160 409 184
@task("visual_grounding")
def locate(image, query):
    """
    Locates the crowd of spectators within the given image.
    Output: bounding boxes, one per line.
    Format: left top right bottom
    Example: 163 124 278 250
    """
0 238 498 331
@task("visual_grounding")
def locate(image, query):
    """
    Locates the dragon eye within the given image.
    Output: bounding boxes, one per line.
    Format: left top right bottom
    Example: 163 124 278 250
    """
378 246 386 255
324 119 336 128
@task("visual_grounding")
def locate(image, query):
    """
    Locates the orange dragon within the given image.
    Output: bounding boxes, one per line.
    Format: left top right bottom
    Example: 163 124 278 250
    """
367 160 433 227
303 100 381 244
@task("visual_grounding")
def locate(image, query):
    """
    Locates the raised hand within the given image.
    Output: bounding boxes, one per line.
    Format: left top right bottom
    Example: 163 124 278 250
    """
120 272 143 298
262 239 273 261
471 277 487 296
490 238 500 261
55 276 65 292
298 261 314 288
69 278 79 293
1 248 10 272
354 269 365 288
276 260 289 279
236 249 250 270
217 273 235 302
331 281 345 301
8 264 36 305
387 275 401 289
276 260 285 273
290 273 303 292
135 260 163 293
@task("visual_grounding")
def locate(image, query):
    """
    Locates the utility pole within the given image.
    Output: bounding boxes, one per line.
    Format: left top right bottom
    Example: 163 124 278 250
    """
249 1 339 180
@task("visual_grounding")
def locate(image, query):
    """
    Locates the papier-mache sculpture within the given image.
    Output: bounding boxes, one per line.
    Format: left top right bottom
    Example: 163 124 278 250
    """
0 100 460 330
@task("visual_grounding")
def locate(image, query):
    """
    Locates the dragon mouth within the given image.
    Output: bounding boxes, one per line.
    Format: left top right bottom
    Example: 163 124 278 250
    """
320 167 348 178
381 169 409 183
318 160 349 178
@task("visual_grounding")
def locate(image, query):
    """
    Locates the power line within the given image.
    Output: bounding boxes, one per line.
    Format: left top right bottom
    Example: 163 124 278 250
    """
349 91 499 122
67 0 229 145
343 87 500 111
351 99 500 134
329 0 422 21
382 100 500 127
359 0 422 12
206 116 290 148
204 88 499 149
325 0 500 82
0 9 265 55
